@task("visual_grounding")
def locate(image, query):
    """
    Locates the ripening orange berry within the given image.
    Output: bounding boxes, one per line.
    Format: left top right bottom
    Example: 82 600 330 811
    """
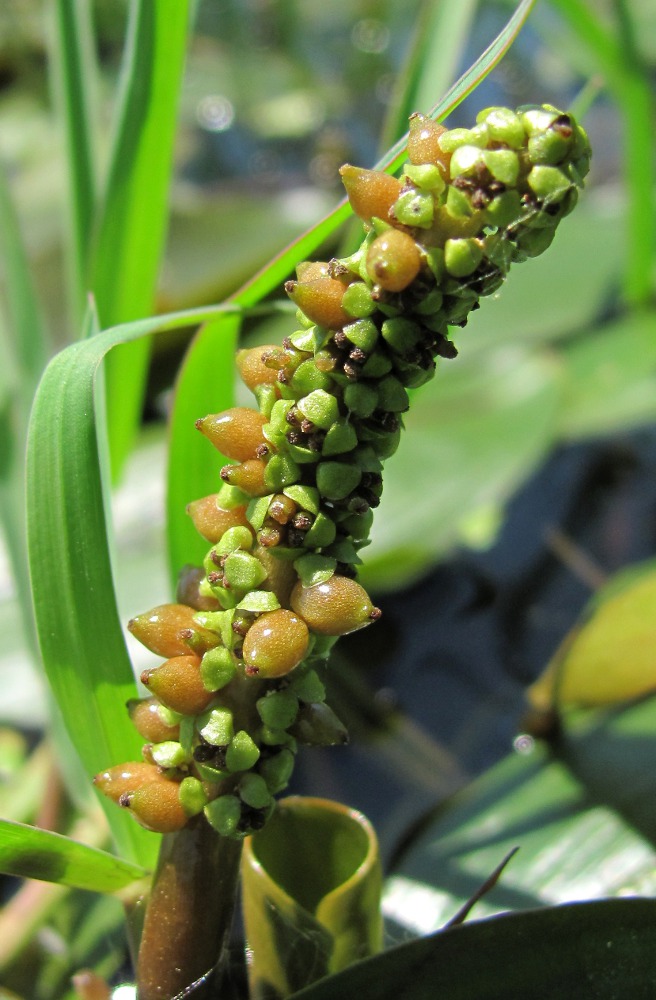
339 164 403 224
125 778 189 833
141 654 213 716
236 345 282 392
407 113 450 173
366 229 422 292
186 494 252 544
127 697 180 743
220 459 269 497
285 277 351 330
128 604 200 658
93 761 161 803
196 408 267 463
242 609 309 677
290 576 381 636
295 260 331 281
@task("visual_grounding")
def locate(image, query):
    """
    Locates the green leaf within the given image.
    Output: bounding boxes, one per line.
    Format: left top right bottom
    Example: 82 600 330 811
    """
545 0 655 306
26 301 241 867
49 0 99 327
386 729 656 936
0 162 49 391
556 310 656 440
290 898 656 999
91 0 191 477
242 796 383 997
0 819 146 894
528 561 656 711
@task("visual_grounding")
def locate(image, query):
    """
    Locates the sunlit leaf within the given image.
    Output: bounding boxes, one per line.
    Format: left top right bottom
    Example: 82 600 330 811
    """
0 819 146 894
293 896 656 999
556 310 656 440
26 301 241 868
49 0 99 326
528 561 656 711
91 0 191 478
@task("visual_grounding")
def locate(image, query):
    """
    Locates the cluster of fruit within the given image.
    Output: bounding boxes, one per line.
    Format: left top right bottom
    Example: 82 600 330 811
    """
95 104 590 838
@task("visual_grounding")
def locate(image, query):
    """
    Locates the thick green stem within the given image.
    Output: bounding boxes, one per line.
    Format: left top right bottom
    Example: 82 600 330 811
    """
136 817 242 999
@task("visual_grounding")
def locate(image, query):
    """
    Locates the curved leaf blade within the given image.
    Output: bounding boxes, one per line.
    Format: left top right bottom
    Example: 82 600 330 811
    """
0 819 146 894
26 302 241 867
290 898 656 1000
91 0 191 477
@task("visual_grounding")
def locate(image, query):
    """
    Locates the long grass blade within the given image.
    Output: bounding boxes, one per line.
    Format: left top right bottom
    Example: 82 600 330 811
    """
26 301 244 867
380 0 479 153
0 163 49 388
546 0 655 306
0 819 147 893
91 0 192 478
165 0 537 582
49 0 99 328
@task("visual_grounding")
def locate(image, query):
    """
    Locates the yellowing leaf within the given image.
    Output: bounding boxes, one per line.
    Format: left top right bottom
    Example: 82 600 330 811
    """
528 563 656 710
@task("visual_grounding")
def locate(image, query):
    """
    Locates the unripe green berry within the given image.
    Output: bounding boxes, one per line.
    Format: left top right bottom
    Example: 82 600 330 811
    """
316 461 362 501
200 645 237 691
343 318 379 353
444 238 483 277
256 689 300 730
341 282 376 318
343 382 378 418
198 706 235 746
527 165 571 202
297 389 340 430
481 148 519 186
476 106 525 148
392 187 434 228
239 773 272 809
290 575 381 636
204 794 242 836
322 420 358 458
258 748 295 794
178 776 208 816
242 609 309 677
226 730 260 772
223 550 268 591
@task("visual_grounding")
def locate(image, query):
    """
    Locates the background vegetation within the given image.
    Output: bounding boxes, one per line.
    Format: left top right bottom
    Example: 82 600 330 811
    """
0 0 655 996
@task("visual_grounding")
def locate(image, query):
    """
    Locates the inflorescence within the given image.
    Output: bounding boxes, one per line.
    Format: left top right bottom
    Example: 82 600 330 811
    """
95 104 590 838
